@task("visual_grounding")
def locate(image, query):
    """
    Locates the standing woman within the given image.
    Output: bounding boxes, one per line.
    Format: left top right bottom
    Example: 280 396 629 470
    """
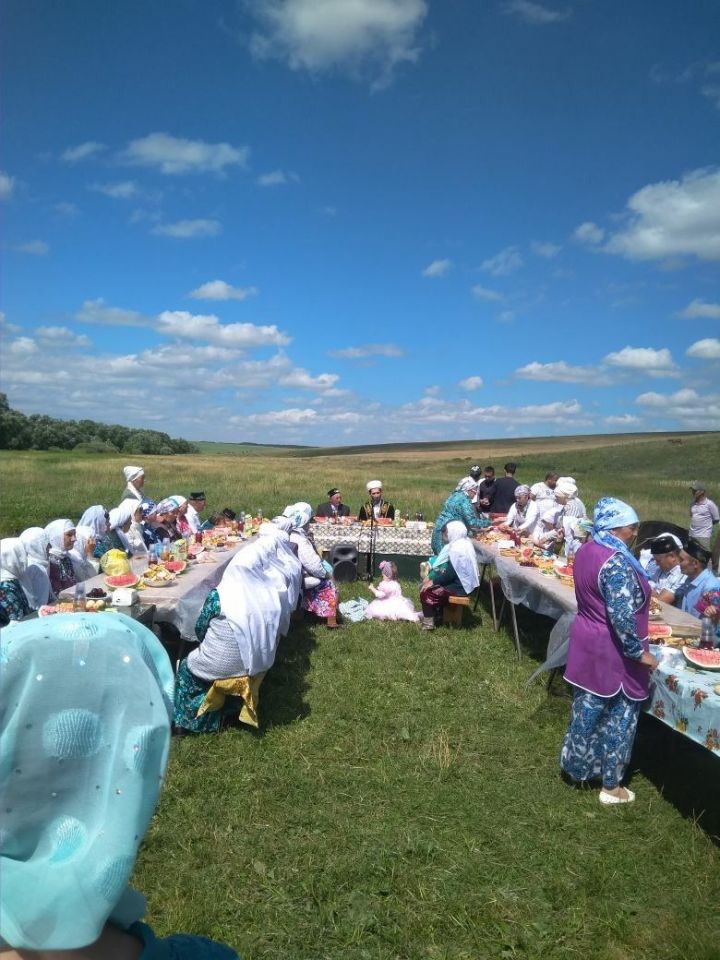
560 497 657 805
284 501 339 626
121 464 145 503
45 519 77 594
431 478 488 555
0 538 32 624
19 526 54 608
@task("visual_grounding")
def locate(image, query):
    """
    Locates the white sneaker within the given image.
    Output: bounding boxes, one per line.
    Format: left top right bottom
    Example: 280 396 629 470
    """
598 788 635 805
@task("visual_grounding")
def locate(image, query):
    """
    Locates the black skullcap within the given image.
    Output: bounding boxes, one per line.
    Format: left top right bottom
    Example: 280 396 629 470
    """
222 508 236 521
684 539 711 565
327 488 340 497
650 534 683 556
469 465 482 479
189 491 206 500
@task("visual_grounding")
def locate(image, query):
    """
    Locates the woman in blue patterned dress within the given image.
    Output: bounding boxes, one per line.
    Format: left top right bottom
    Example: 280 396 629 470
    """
0 538 32 625
560 497 658 805
431 477 488 555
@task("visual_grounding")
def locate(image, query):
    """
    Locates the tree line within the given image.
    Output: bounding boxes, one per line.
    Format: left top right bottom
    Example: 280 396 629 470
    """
0 394 199 455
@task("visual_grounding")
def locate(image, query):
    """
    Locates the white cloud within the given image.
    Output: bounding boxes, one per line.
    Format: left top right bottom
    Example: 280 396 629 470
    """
531 240 561 258
481 246 523 276
573 221 604 245
121 132 249 175
243 407 319 427
54 202 79 217
422 258 451 278
8 337 39 356
458 376 483 391
75 299 147 327
678 298 720 319
279 367 339 390
514 360 609 385
605 414 641 426
498 310 515 324
256 169 299 186
502 1 571 24
471 284 504 302
701 82 720 110
397 395 585 427
602 346 679 377
0 171 15 200
604 167 720 262
0 312 21 334
248 0 428 88
188 280 258 301
329 343 404 359
687 338 720 360
151 219 222 239
35 326 91 348
90 180 138 199
12 241 49 255
61 141 106 164
155 310 290 348
635 387 720 427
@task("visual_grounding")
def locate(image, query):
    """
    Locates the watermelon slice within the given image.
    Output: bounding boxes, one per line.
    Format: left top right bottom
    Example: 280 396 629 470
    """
104 573 139 589
164 560 188 574
682 646 720 671
648 623 672 640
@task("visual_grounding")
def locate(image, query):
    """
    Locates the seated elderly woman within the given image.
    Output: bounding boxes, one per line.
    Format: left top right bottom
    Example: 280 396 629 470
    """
284 501 339 626
174 540 294 734
494 485 538 538
0 538 32 624
45 519 78 594
19 526 54 609
69 525 101 582
554 477 586 518
148 497 182 542
420 521 479 629
531 504 565 550
77 504 112 559
0 613 239 957
431 477 489 555
104 503 138 557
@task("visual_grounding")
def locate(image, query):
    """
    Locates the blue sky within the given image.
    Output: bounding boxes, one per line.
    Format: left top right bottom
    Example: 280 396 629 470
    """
2 0 719 444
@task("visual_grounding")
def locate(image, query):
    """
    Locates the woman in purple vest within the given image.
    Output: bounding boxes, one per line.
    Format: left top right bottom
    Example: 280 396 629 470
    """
560 497 658 805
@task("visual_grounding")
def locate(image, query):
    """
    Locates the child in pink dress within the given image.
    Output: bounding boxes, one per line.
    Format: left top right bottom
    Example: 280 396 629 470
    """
366 561 421 621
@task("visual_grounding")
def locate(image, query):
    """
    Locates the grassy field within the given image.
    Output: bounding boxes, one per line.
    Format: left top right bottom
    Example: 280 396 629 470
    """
2 433 719 957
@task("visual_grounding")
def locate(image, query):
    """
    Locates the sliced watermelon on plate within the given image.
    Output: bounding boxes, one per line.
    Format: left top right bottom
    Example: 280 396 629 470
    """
682 646 720 671
104 573 139 590
164 560 188 574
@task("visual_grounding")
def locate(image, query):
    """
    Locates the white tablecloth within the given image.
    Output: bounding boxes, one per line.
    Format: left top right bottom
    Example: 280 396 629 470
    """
59 542 249 640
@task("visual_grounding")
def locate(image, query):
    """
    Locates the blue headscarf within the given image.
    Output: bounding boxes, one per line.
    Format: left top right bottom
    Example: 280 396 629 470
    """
140 497 157 519
592 496 648 580
0 613 174 950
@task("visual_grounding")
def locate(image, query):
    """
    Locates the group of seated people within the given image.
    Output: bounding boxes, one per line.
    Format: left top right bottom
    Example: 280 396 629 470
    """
315 481 396 521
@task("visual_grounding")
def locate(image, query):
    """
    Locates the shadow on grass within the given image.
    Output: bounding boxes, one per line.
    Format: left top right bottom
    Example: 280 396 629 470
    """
633 714 720 844
257 619 317 730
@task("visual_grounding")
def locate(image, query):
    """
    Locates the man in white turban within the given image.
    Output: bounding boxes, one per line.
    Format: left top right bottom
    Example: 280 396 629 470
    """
358 481 395 522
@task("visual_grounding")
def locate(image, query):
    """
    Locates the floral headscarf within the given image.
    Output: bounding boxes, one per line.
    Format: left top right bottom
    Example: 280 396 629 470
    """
592 497 647 580
282 502 313 530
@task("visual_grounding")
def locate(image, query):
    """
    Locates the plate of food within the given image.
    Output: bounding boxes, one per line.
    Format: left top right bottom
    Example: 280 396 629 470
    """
143 567 176 588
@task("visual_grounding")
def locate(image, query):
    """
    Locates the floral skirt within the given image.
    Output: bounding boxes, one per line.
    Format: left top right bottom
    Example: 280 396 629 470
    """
173 659 222 733
302 580 338 618
560 688 641 789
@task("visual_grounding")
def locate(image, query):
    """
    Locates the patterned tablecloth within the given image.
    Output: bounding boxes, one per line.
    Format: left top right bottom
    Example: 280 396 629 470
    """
473 536 719 758
647 645 720 755
60 542 249 640
309 522 432 557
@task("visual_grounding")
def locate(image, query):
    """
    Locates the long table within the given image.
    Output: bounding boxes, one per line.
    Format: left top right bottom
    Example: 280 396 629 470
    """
472 537 719 758
310 521 432 557
59 542 248 641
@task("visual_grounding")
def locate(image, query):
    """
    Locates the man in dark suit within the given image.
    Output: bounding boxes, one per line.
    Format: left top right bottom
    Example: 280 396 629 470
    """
491 462 520 515
316 488 350 519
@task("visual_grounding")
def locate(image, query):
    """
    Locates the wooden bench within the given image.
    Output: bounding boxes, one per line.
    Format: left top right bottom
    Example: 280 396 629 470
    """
442 594 470 627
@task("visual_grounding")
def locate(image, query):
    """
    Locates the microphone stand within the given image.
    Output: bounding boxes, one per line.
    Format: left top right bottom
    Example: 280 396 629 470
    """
366 499 378 581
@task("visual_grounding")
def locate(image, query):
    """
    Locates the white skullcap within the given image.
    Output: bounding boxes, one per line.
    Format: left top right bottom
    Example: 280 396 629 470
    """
123 465 144 483
366 480 382 492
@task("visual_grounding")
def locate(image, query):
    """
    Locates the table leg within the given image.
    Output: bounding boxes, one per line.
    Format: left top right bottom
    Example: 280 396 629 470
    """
509 602 522 660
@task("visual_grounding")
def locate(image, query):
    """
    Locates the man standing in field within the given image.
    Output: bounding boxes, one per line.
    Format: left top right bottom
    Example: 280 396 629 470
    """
491 462 519 515
476 465 497 516
688 481 719 551
530 472 559 510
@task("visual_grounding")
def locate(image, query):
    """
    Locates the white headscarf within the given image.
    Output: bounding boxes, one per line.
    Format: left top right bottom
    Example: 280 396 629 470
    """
109 503 135 553
455 477 478 495
216 546 283 676
434 520 479 594
0 538 29 582
447 521 480 594
282 502 313 530
272 516 293 533
259 521 303 632
20 527 49 570
122 465 144 502
555 477 578 499
78 505 109 538
69 525 100 582
45 519 75 558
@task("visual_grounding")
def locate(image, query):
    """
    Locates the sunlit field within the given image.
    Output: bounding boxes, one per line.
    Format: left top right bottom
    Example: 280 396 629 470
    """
2 432 719 959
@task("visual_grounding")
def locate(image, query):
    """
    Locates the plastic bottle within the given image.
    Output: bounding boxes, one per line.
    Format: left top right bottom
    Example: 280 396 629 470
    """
699 616 716 650
74 581 86 613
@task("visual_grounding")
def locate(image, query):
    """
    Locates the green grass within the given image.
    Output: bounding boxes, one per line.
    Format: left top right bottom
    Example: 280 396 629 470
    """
135 587 720 959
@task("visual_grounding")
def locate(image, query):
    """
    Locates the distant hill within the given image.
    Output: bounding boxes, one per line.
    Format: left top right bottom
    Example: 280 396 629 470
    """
194 440 309 456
